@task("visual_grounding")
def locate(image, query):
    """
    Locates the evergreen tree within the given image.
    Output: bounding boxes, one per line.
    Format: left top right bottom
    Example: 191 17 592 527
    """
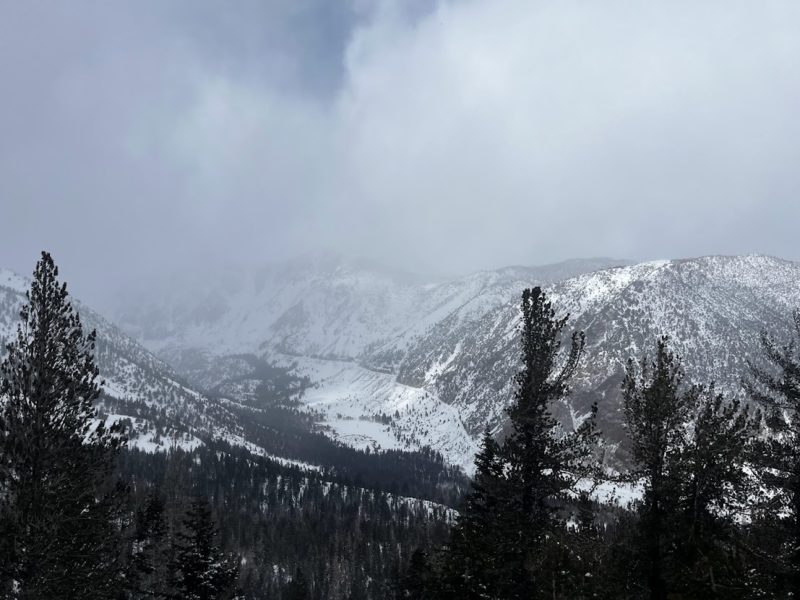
441 428 505 598
397 548 431 599
172 497 239 600
671 388 753 597
623 337 754 599
499 287 597 599
622 337 693 600
0 251 125 598
130 489 171 599
746 309 800 596
569 491 605 598
438 287 597 599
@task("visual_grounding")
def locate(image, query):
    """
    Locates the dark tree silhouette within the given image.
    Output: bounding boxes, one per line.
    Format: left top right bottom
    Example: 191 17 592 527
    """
746 310 800 597
0 251 126 598
438 287 598 599
624 337 754 599
172 497 239 600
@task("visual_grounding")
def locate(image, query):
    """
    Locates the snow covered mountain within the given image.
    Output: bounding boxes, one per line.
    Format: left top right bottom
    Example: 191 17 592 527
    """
8 253 799 471
113 255 630 468
390 255 800 453
114 254 800 469
0 268 243 454
115 254 624 364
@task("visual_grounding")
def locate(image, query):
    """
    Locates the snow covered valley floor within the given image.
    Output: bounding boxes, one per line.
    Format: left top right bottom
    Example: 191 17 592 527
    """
277 355 479 473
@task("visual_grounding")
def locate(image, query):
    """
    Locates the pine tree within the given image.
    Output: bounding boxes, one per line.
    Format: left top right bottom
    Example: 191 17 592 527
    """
622 337 693 600
623 337 754 599
397 548 431 599
441 428 505 598
0 251 126 598
131 489 171 599
499 287 597 599
569 491 605 597
746 309 800 596
670 388 754 597
438 287 597 599
172 497 239 600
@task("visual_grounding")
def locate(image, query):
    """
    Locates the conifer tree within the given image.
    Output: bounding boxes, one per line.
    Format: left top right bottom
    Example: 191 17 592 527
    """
441 428 505 598
622 337 692 600
624 337 754 599
746 309 800 596
398 548 431 599
131 489 171 599
499 287 597 599
0 251 125 598
172 497 239 600
671 388 753 597
439 287 597 599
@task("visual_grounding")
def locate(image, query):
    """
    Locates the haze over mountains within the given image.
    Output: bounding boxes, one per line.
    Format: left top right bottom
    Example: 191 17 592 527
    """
102 253 800 469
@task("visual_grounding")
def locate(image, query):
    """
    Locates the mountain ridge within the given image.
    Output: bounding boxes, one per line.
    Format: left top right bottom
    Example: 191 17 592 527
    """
7 253 797 471
112 253 800 468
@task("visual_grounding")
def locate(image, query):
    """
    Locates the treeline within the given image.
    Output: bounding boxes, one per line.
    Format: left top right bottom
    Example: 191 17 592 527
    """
121 444 453 598
224 402 469 506
405 287 800 599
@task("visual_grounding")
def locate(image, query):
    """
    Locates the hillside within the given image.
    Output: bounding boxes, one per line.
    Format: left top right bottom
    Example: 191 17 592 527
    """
113 254 800 468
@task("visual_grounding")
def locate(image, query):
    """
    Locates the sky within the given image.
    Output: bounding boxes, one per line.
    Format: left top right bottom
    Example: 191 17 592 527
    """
2 0 800 307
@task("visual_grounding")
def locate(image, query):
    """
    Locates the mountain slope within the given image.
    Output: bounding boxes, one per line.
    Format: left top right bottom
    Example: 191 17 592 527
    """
0 268 242 453
393 255 800 449
114 254 800 469
1 266 471 499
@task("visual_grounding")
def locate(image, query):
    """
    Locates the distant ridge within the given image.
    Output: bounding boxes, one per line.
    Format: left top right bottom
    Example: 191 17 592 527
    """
108 254 800 467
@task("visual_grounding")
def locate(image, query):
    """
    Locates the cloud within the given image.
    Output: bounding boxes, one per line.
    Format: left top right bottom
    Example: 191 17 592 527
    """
1 0 800 306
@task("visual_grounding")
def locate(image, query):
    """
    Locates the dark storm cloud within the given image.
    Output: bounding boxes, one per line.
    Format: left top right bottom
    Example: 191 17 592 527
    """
1 1 800 308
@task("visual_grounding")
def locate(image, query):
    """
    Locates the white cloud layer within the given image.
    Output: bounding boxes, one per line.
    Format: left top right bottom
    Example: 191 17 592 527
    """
2 0 800 304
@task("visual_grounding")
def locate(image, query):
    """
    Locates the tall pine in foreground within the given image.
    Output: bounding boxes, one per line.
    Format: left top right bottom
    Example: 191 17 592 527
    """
622 338 692 600
440 287 598 599
746 309 800 597
671 387 753 598
439 428 506 598
0 251 126 598
623 337 754 599
501 287 597 599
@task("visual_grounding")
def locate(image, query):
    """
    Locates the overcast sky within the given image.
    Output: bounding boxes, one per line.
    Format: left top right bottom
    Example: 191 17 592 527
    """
2 1 800 306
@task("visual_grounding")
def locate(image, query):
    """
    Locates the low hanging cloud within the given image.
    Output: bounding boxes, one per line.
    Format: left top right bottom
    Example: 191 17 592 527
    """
1 0 800 306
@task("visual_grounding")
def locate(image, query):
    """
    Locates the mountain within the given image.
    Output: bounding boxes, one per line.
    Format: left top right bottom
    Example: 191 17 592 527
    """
0 267 244 454
108 255 614 467
392 255 800 454
114 254 800 470
0 265 468 505
7 253 798 471
115 254 625 363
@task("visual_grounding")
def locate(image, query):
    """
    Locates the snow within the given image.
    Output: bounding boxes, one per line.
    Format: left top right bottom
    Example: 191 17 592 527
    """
219 431 323 473
282 355 479 472
587 480 644 507
0 269 29 294
100 414 204 452
104 253 800 472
